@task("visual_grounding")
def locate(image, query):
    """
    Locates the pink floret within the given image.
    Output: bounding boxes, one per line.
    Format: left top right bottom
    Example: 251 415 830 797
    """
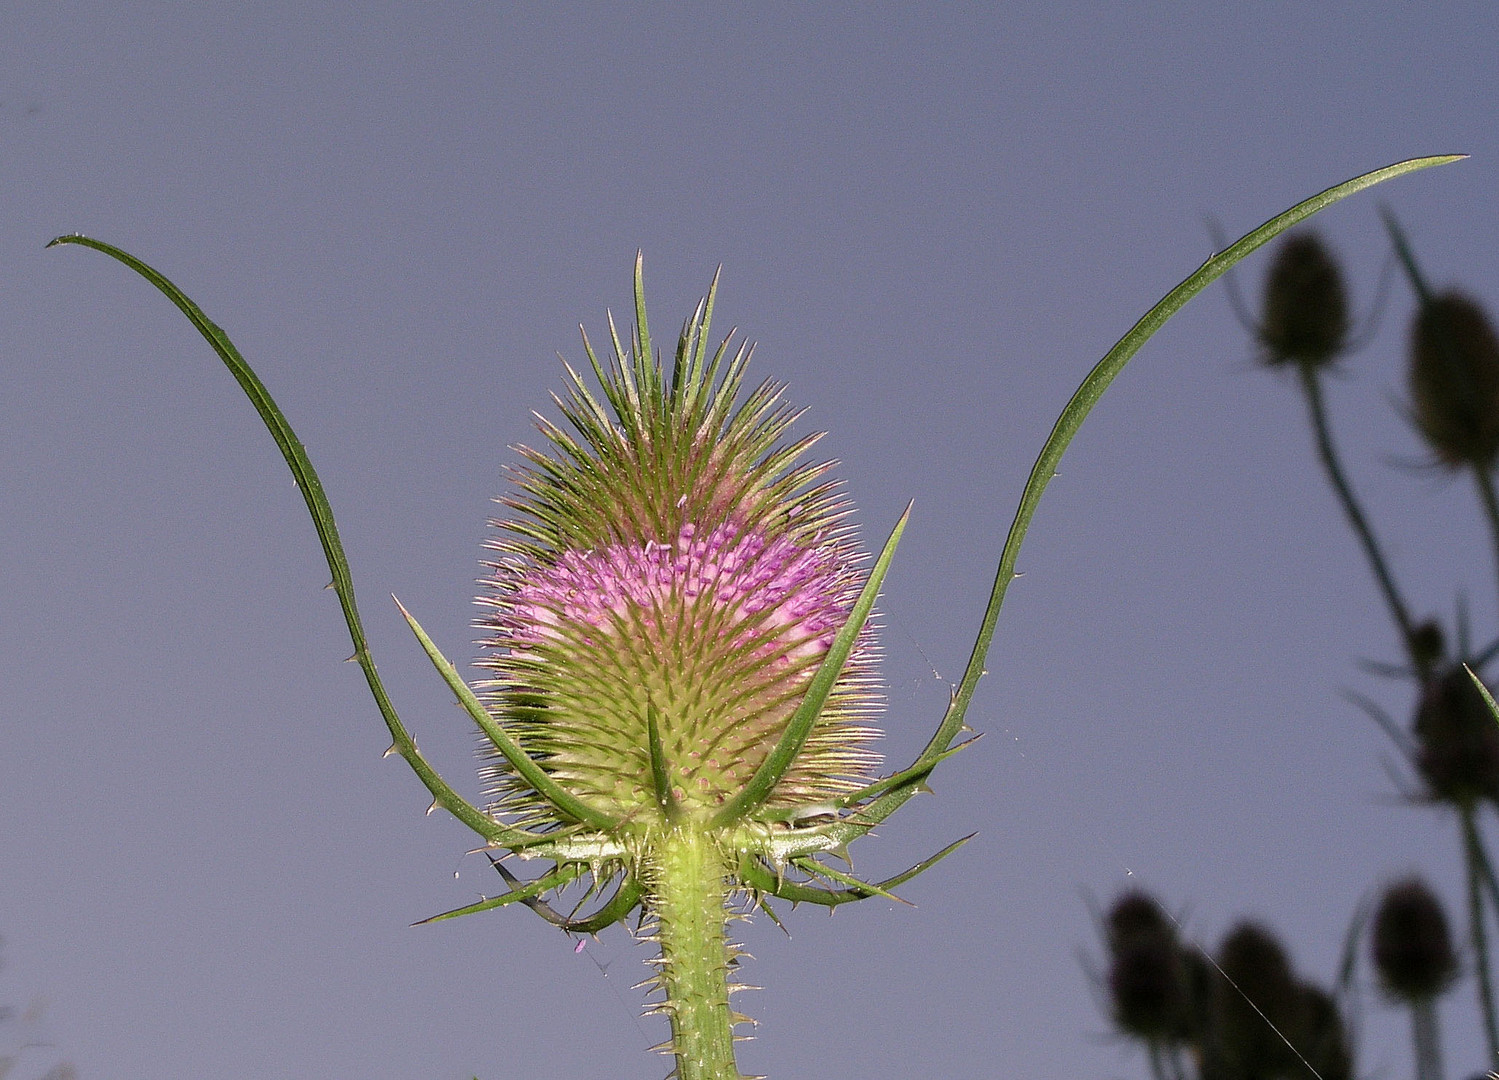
501 522 850 661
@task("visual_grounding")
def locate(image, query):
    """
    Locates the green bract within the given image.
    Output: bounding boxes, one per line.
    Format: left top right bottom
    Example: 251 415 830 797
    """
52 154 1457 1080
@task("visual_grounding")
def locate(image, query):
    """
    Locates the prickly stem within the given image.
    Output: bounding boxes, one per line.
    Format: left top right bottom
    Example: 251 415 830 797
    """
648 827 744 1080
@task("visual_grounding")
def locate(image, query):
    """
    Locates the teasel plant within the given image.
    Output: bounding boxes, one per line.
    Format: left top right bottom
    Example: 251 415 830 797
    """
1299 209 1499 1063
1372 876 1459 1080
50 156 1454 1080
1096 889 1357 1080
1234 228 1430 678
1389 213 1499 1064
1243 210 1499 1073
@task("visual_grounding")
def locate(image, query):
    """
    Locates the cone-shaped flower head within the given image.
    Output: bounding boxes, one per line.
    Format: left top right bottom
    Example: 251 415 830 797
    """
1290 984 1354 1080
1372 877 1457 1003
475 268 880 829
1413 662 1499 807
1260 232 1350 370
1104 891 1193 1042
1210 921 1304 1077
1408 291 1499 469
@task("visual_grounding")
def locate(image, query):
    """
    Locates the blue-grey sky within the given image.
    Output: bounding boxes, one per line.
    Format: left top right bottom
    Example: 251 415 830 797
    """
3 5 1498 1078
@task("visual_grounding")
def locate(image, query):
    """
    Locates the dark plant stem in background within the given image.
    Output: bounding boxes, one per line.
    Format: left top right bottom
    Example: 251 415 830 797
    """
1411 996 1443 1080
1296 362 1424 674
1383 206 1435 307
1460 803 1499 1061
1386 209 1499 644
1146 1041 1167 1080
1474 468 1499 624
1145 1040 1184 1080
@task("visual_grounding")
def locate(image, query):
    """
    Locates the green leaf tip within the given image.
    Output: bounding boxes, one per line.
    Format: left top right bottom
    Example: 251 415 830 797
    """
811 153 1464 848
709 501 912 828
1468 665 1499 727
394 595 622 834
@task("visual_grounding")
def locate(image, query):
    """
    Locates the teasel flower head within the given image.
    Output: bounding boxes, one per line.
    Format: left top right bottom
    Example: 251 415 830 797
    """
52 157 1465 1080
1372 876 1458 1003
1259 231 1350 370
1413 662 1499 808
1208 921 1304 1077
473 264 881 830
1104 890 1194 1042
1290 983 1355 1080
1408 291 1499 469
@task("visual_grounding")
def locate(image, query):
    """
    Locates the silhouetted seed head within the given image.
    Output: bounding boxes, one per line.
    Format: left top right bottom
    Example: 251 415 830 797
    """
1260 232 1349 370
1211 921 1302 1076
1179 945 1216 1049
1107 890 1174 950
1411 620 1447 673
1408 291 1499 469
1289 983 1354 1080
1413 663 1499 807
1372 877 1457 1002
1105 891 1191 1041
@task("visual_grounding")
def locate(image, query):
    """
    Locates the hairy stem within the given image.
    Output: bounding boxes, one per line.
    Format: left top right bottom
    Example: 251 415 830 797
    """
650 826 743 1080
1297 363 1422 674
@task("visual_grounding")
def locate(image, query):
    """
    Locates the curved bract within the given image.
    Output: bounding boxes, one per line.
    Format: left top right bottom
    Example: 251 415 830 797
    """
50 154 1459 1080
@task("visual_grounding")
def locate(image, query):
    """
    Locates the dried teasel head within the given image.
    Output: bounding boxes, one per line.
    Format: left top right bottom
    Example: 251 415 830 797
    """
1408 291 1499 469
1105 891 1193 1042
1289 983 1354 1080
1259 232 1350 370
1372 876 1457 1003
1413 663 1499 808
1208 921 1303 1077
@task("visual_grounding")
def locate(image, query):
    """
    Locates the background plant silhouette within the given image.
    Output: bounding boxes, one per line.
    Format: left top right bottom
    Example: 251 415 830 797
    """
1097 218 1499 1080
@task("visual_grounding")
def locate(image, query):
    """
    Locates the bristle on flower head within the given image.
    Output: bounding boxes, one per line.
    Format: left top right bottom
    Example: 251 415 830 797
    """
475 265 881 828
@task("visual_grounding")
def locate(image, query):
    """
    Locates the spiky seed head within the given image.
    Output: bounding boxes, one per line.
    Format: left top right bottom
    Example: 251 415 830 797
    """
1106 890 1174 951
1260 232 1349 370
1408 291 1499 469
1289 984 1354 1080
474 269 881 830
1209 921 1301 1076
1372 877 1457 1003
1104 891 1192 1042
1411 619 1447 673
1413 663 1499 807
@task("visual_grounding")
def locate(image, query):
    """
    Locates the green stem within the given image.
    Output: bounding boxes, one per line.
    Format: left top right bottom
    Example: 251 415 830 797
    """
1460 804 1499 1062
1297 363 1423 674
1473 467 1499 627
650 827 742 1080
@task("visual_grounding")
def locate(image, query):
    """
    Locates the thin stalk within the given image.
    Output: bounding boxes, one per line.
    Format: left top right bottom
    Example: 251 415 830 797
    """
1460 804 1499 1061
1473 467 1499 627
650 827 742 1080
1145 1040 1169 1080
1463 807 1499 945
1166 1043 1187 1080
1411 997 1443 1080
1297 363 1422 674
